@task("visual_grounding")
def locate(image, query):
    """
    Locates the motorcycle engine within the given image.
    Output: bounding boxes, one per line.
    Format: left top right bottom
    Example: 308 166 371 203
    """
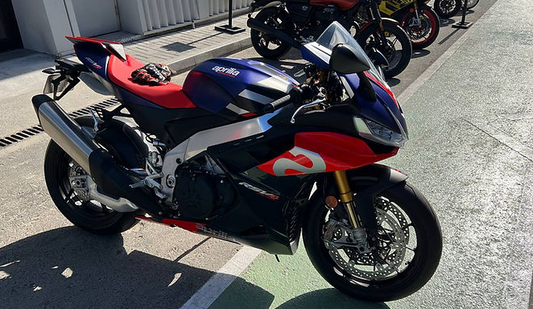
172 157 236 220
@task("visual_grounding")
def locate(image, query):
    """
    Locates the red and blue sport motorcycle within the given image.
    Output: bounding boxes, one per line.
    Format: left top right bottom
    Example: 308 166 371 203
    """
32 22 441 301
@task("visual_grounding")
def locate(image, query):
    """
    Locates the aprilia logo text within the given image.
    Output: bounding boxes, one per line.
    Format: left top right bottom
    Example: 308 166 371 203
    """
212 66 240 77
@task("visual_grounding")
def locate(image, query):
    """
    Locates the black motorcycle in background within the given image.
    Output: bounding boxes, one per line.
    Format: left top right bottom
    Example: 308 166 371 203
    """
247 0 412 78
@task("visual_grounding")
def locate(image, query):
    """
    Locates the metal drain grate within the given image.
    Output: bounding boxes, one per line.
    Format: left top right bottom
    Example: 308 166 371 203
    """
0 98 119 150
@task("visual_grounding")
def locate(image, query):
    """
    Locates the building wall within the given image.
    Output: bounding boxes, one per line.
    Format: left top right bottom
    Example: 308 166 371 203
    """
11 0 253 56
11 0 74 55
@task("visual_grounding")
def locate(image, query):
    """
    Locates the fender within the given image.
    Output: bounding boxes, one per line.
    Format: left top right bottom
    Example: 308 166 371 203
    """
93 119 148 169
306 164 408 231
250 0 281 11
358 17 400 34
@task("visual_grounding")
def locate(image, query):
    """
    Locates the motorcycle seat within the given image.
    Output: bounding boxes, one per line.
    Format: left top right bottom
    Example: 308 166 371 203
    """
107 54 196 109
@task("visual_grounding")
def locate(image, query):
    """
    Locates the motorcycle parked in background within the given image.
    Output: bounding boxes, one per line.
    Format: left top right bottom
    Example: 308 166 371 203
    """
433 0 479 18
379 0 440 49
247 0 412 78
32 22 441 301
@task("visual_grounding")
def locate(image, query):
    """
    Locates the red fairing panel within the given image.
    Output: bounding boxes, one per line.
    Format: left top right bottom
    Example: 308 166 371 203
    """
136 216 205 232
258 132 398 176
309 0 359 10
107 55 196 109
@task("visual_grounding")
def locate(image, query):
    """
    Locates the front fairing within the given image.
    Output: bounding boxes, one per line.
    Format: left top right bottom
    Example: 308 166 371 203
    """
342 73 408 136
300 22 408 139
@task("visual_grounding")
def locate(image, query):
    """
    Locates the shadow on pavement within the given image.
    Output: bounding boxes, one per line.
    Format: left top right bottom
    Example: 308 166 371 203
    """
275 289 390 309
0 227 272 309
413 49 431 59
0 50 55 81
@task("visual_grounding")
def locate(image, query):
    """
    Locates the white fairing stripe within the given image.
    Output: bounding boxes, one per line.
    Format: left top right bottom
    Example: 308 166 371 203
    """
238 89 273 105
226 103 249 115
256 77 293 94
161 112 278 199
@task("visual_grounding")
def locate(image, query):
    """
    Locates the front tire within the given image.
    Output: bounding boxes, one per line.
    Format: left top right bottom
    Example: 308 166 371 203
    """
44 117 138 235
250 6 292 59
356 20 412 78
400 6 440 50
303 181 442 301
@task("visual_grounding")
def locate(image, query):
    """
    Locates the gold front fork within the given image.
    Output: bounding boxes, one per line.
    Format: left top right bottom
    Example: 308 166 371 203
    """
332 170 361 228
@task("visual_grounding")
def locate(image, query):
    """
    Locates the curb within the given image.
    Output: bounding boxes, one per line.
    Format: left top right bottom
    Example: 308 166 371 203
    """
167 36 252 74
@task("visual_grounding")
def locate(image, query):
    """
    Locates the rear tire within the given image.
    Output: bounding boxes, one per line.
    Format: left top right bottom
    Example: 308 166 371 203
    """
433 0 462 18
303 181 442 301
44 117 138 235
250 6 292 59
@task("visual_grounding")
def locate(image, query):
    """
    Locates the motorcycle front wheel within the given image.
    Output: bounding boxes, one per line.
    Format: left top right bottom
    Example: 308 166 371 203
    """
356 20 412 78
400 5 440 49
250 6 292 59
44 117 138 235
303 181 442 301
433 0 462 18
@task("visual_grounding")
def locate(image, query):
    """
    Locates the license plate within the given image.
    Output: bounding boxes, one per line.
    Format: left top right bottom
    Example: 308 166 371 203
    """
43 74 70 95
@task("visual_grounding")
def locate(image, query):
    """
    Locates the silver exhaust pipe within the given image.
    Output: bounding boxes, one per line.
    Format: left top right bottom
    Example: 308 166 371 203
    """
32 95 139 213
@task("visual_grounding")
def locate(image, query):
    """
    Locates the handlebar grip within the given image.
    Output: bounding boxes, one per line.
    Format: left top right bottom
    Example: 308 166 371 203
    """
263 94 293 114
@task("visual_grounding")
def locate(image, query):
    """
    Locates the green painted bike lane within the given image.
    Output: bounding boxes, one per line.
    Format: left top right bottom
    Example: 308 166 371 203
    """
208 244 389 309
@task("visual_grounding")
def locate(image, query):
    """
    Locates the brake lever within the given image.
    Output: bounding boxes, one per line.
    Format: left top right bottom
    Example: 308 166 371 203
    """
290 98 326 124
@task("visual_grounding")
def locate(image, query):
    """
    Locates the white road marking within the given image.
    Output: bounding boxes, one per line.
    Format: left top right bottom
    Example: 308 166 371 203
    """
179 246 262 309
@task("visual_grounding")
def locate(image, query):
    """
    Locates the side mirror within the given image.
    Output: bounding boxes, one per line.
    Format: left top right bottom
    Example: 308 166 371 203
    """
329 43 370 74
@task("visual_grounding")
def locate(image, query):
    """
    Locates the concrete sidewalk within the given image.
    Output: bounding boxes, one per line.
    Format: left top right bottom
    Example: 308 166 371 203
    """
119 13 251 73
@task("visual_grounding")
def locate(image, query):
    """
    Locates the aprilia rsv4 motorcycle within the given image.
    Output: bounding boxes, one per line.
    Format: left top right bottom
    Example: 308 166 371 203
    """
247 0 412 78
379 0 440 49
32 22 441 301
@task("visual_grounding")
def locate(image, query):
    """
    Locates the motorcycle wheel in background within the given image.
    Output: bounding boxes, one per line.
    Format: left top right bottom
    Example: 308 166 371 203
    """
433 0 461 18
466 0 480 9
250 6 292 59
356 20 412 78
303 180 442 301
400 5 440 49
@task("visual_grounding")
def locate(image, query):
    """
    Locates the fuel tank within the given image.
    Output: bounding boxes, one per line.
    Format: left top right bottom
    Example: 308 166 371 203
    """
183 58 298 116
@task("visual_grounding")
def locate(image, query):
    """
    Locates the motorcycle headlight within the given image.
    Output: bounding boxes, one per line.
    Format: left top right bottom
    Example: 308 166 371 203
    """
353 117 408 147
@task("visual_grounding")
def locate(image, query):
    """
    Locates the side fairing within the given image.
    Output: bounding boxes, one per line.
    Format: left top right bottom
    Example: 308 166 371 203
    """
258 132 398 176
183 58 298 115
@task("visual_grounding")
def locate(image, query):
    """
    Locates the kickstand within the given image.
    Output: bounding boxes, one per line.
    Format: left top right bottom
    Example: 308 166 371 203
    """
275 255 281 263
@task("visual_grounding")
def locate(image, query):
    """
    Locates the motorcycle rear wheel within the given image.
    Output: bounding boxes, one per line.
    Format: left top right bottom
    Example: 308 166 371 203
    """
400 6 440 49
250 7 292 59
356 20 412 78
303 181 442 301
44 117 138 235
433 0 462 18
